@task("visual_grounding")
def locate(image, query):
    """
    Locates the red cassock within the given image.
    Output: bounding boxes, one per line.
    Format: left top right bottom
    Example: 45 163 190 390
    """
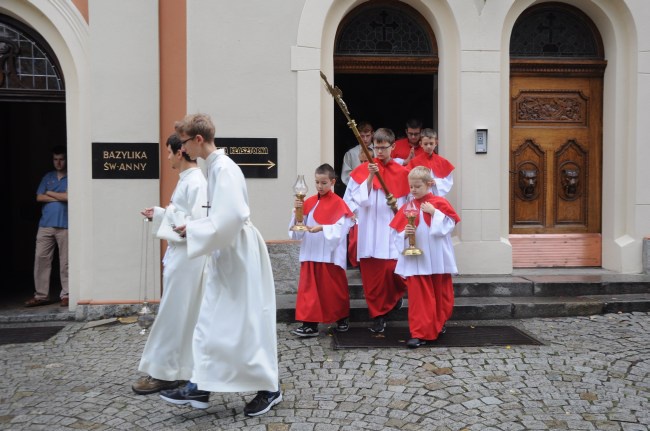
296 261 350 323
404 274 454 340
347 223 359 268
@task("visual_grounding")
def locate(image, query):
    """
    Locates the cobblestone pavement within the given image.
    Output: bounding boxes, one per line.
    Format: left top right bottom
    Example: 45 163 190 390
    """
1 312 648 431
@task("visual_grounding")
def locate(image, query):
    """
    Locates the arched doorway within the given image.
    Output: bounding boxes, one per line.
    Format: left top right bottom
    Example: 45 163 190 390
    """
509 3 606 267
333 0 438 196
1 14 67 303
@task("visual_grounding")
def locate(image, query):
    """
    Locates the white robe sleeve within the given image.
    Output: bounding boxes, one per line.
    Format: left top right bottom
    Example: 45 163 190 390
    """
149 206 165 237
186 159 250 259
432 172 454 197
428 209 457 237
347 177 371 209
391 227 408 254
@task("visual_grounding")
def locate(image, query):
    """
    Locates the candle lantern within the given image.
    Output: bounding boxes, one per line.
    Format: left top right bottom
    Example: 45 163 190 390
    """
137 301 155 335
402 199 423 256
290 175 309 232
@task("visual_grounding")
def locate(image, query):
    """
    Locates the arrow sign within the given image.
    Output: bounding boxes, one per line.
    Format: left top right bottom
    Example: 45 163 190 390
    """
237 160 276 169
215 137 278 179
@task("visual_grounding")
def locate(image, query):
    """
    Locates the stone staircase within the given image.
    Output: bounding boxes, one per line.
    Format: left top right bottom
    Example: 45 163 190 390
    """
276 268 650 323
3 267 649 325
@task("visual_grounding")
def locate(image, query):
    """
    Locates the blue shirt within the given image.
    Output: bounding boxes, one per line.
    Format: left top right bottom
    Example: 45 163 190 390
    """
37 171 68 229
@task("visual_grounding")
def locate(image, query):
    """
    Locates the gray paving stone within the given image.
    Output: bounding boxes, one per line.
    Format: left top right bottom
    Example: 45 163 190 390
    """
1 313 649 430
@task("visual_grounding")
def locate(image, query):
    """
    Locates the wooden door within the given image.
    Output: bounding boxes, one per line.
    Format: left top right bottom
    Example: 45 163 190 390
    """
509 75 602 267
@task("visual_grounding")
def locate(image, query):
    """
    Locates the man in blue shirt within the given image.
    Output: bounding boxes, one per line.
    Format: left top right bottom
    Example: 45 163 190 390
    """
25 146 69 307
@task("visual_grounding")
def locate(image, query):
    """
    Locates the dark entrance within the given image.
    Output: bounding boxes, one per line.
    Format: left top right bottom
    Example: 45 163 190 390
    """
1 15 67 304
333 1 438 196
333 73 435 196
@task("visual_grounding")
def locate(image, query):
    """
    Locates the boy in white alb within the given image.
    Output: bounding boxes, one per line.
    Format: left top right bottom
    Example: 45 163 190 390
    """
289 163 354 337
346 128 410 333
390 167 460 348
160 113 281 417
132 134 208 395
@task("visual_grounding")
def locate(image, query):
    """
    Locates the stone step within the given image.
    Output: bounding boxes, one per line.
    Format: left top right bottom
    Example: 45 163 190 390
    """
345 270 650 298
276 293 650 323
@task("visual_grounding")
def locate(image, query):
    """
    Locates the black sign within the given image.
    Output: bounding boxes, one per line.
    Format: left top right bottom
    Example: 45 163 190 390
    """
92 142 159 179
216 138 277 179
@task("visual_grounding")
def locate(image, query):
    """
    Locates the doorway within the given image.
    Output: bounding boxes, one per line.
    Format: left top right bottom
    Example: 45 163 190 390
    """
1 15 67 304
333 1 438 197
509 3 606 267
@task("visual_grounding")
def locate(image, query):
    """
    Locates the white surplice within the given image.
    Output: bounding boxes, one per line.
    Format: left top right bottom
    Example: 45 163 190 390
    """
288 203 352 270
346 177 407 260
186 149 278 393
393 209 458 277
138 167 208 381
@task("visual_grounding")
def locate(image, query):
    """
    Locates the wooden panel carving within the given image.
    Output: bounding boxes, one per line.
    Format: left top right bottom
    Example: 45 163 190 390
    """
555 140 588 226
512 90 588 126
511 140 545 227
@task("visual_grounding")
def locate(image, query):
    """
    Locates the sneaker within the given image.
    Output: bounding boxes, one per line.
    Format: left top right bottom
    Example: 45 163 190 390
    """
369 316 386 333
132 375 182 395
244 390 282 417
406 338 427 348
336 318 350 332
292 324 319 337
440 325 447 335
159 382 210 409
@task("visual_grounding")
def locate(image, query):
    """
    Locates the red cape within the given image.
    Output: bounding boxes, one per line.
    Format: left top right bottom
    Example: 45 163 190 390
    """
389 193 460 231
349 158 410 198
302 190 354 225
407 152 455 178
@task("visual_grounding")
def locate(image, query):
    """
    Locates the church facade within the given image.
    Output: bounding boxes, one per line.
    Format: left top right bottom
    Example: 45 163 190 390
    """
2 0 648 309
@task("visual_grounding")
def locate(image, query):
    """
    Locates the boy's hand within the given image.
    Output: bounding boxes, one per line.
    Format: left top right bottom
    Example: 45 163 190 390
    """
308 225 323 233
404 147 416 165
173 224 187 238
294 198 303 208
404 224 416 235
368 162 378 175
141 208 154 220
420 202 435 215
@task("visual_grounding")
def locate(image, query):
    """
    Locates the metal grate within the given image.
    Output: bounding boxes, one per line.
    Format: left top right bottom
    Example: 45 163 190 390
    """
0 326 65 345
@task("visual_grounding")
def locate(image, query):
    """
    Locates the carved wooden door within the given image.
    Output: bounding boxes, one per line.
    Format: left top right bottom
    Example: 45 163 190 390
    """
509 76 602 266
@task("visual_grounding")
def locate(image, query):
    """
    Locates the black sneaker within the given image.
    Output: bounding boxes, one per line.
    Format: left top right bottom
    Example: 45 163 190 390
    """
440 325 447 335
369 316 386 333
159 382 210 409
336 318 350 332
244 390 282 417
391 297 404 313
406 338 427 348
292 324 319 337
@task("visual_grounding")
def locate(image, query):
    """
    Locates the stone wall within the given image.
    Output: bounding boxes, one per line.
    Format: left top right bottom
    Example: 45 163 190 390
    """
642 236 650 274
267 240 301 294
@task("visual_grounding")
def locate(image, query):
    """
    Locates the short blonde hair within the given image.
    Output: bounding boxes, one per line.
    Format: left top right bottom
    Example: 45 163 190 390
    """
408 166 433 183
